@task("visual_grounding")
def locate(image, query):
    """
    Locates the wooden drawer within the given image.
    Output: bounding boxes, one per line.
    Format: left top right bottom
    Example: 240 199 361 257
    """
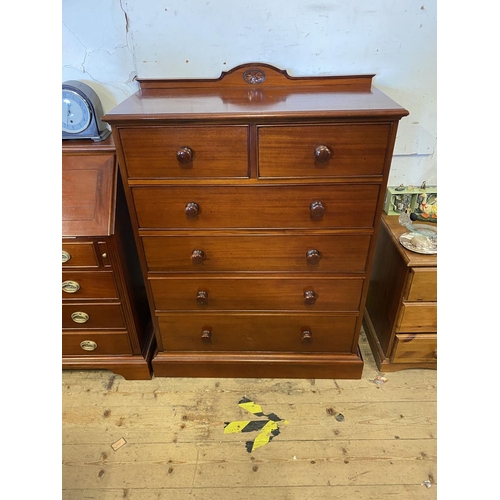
62 271 119 300
406 268 437 302
142 233 371 273
62 330 133 356
62 242 99 268
132 184 379 230
149 276 364 312
396 302 437 332
257 123 392 178
62 303 125 329
119 126 249 178
392 333 437 364
157 313 357 353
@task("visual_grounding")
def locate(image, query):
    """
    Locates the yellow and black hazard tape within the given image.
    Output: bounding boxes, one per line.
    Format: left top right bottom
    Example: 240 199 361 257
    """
224 397 289 452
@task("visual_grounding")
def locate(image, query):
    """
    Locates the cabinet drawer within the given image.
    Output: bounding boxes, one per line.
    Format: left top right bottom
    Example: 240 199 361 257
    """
142 234 371 273
157 313 357 353
396 302 437 332
406 268 437 302
132 184 379 230
62 303 125 329
62 242 99 268
258 123 391 178
150 276 364 312
62 330 133 355
62 271 119 300
392 333 437 364
119 126 249 178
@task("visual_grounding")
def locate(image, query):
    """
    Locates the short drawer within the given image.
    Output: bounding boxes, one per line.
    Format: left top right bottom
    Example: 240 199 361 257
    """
119 126 249 178
258 123 392 178
392 333 437 364
396 302 437 332
62 330 133 356
62 271 119 300
62 242 99 268
406 267 437 302
62 303 125 329
142 233 371 273
157 313 357 353
132 184 380 230
149 276 364 312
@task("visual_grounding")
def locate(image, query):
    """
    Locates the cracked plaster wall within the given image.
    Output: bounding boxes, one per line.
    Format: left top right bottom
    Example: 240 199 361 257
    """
62 0 437 186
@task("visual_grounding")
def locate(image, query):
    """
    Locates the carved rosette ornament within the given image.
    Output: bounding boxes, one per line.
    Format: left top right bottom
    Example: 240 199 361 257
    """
243 68 266 84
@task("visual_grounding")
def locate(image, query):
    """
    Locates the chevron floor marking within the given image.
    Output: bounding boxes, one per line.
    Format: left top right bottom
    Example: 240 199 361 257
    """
224 397 289 452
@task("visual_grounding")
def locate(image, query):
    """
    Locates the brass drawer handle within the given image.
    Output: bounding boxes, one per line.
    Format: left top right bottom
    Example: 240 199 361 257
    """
201 329 212 343
185 202 200 218
310 201 325 218
80 340 97 351
303 290 317 304
301 329 313 343
306 249 322 265
191 249 205 264
314 145 332 163
196 290 208 305
71 311 89 324
177 146 194 164
62 280 80 293
62 250 71 263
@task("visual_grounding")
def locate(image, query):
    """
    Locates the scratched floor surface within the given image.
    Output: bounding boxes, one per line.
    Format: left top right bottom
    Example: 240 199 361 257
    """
62 330 437 499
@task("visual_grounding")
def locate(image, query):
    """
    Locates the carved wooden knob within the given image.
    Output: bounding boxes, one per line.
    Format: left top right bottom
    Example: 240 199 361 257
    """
306 249 322 265
201 329 212 343
314 145 332 163
310 201 325 218
191 249 205 264
196 290 208 305
177 146 194 164
185 202 200 218
303 290 317 304
301 329 313 342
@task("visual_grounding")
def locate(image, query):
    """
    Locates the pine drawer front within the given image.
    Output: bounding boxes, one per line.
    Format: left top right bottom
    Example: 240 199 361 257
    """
149 276 364 312
62 271 119 300
62 330 133 356
119 126 249 178
141 234 371 273
157 313 357 353
62 242 99 268
132 184 380 230
406 268 437 302
396 303 437 332
62 303 126 329
392 333 437 363
257 123 392 178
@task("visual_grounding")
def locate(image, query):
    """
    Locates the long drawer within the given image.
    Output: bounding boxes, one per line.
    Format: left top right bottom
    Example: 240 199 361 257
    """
396 302 437 332
119 126 249 178
392 333 437 364
61 271 118 300
142 233 371 273
62 303 126 329
258 123 392 178
132 184 380 230
406 268 437 302
149 276 364 311
157 313 357 353
62 330 133 356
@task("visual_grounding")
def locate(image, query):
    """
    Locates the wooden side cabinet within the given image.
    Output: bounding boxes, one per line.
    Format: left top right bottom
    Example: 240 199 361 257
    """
363 214 437 371
62 137 155 380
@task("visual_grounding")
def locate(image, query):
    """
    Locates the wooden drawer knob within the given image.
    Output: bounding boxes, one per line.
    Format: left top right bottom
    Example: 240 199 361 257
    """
306 249 322 265
191 249 205 264
62 280 80 293
185 202 200 218
309 201 325 218
201 329 212 343
301 329 313 342
62 250 71 263
177 146 194 164
196 290 208 305
80 340 97 351
303 290 317 304
71 311 89 324
314 145 332 163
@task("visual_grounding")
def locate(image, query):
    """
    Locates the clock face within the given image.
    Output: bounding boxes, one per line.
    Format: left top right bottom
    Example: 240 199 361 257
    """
62 89 92 133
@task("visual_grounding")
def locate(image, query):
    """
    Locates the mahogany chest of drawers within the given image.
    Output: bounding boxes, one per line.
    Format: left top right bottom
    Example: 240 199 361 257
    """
363 214 437 371
103 63 408 379
62 137 154 379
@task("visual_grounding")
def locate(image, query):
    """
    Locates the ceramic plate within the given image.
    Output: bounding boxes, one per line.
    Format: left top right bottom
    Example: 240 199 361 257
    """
399 232 437 255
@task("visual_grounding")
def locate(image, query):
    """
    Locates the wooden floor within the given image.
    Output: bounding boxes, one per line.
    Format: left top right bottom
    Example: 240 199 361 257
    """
62 329 437 499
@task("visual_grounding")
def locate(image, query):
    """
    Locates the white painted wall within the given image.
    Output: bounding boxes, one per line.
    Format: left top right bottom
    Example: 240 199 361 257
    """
62 0 437 186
